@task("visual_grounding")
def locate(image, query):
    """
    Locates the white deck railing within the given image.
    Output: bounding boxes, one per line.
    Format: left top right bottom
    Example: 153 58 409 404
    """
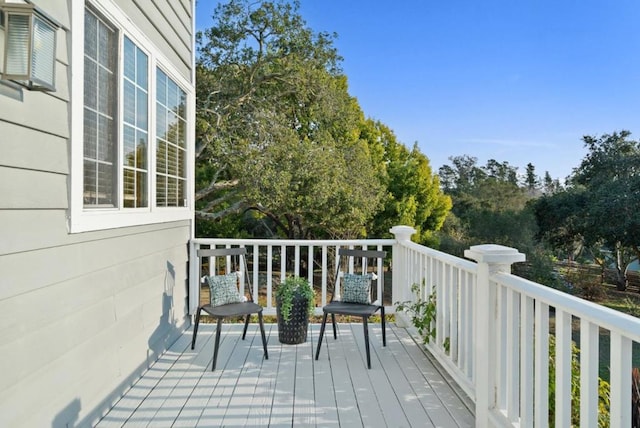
189 237 395 316
189 226 640 428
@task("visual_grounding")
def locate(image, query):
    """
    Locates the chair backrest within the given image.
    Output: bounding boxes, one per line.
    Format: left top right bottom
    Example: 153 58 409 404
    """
331 248 387 305
197 247 254 304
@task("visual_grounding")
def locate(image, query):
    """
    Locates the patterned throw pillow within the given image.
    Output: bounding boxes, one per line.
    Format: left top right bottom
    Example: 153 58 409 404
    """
207 272 242 306
342 273 372 304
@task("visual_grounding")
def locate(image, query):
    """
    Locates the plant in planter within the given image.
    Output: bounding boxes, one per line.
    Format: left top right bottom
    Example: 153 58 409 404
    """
275 276 315 344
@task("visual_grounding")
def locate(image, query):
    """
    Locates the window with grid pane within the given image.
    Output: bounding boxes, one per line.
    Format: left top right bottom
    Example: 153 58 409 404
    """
122 36 148 208
83 9 117 207
156 68 187 207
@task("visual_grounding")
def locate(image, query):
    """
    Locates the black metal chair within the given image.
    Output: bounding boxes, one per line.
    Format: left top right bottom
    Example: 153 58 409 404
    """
315 248 387 369
191 247 268 371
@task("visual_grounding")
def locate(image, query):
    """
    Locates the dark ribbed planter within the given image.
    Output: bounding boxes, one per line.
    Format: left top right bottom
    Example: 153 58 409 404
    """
276 293 310 344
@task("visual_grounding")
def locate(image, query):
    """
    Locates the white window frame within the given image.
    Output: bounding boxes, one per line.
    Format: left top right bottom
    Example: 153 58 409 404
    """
69 0 194 233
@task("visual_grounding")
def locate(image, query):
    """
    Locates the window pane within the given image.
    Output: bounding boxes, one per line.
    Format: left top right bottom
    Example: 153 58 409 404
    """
84 57 97 109
178 147 185 177
83 160 96 204
155 69 187 208
123 168 135 208
178 178 185 207
156 139 167 174
123 80 135 124
97 162 114 205
137 171 148 207
156 69 166 105
178 91 186 118
98 22 114 70
156 106 167 137
83 109 97 158
137 87 148 129
121 37 148 208
137 48 148 88
177 119 186 148
123 37 135 81
167 178 177 207
84 8 116 208
136 131 148 169
98 66 114 116
167 144 177 175
98 115 114 162
156 174 166 206
84 12 97 60
123 125 135 167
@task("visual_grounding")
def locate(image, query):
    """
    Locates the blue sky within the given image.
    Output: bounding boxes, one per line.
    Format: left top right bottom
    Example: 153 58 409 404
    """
195 0 640 181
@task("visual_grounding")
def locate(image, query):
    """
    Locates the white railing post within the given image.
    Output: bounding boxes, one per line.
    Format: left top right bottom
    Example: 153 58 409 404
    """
464 244 525 428
390 225 416 328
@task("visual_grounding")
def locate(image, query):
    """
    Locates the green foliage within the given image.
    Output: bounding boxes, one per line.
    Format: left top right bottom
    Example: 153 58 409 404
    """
437 155 540 258
537 131 640 288
621 297 640 318
395 283 437 344
195 0 399 239
367 121 451 244
563 265 606 301
195 1 452 240
548 335 610 427
275 276 315 322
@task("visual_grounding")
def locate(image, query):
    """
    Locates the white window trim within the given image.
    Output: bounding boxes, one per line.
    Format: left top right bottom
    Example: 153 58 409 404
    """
69 0 195 233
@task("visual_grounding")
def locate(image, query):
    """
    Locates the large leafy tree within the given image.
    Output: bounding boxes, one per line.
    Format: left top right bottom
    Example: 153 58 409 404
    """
195 0 384 239
573 131 640 288
534 131 640 289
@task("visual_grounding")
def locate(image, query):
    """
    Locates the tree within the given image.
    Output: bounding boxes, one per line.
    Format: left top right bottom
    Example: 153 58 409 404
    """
524 162 540 193
571 131 640 289
535 131 640 290
438 155 535 255
533 188 587 260
366 121 451 245
542 171 562 194
195 0 384 239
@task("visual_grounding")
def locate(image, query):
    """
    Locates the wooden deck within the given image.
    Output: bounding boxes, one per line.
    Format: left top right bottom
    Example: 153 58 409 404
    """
96 323 474 427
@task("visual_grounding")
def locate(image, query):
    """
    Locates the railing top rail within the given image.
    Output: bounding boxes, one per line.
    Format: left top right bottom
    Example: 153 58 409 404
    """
399 239 478 271
191 238 396 247
495 271 640 342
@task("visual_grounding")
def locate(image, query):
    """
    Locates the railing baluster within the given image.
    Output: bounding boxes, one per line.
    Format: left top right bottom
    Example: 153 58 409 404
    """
580 319 599 428
534 301 549 427
520 294 534 427
610 331 632 427
555 309 572 427
506 287 520 422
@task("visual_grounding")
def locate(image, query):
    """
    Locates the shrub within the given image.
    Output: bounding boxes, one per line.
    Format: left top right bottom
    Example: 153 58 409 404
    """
548 335 610 427
395 283 437 344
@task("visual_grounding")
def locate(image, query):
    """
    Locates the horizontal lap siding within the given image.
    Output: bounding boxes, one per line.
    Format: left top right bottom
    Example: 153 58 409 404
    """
0 225 190 427
117 0 193 79
0 1 195 427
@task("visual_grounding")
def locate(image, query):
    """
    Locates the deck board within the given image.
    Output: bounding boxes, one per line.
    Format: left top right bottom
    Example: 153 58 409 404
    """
96 323 475 427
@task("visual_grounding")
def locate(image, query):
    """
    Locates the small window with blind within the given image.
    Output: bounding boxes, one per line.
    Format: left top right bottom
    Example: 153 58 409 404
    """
71 2 193 232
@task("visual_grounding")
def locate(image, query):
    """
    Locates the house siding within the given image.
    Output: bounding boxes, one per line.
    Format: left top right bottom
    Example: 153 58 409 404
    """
0 1 195 427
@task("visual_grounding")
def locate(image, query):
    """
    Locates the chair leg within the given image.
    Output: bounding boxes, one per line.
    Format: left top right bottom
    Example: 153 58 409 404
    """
191 307 202 350
258 311 268 360
315 312 328 360
363 316 371 369
331 313 337 339
242 314 251 340
381 306 386 347
212 318 223 371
